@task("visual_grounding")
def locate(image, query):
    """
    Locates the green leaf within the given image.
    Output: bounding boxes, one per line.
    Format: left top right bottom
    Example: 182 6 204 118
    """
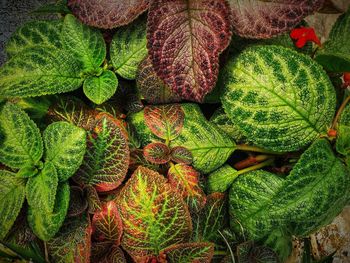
16 165 39 178
221 45 336 152
28 182 70 241
170 146 193 165
110 17 148 80
264 228 293 263
315 8 350 72
62 14 106 72
143 142 170 164
336 103 350 157
43 121 86 181
116 166 192 261
83 70 118 104
0 170 26 240
237 242 279 263
207 165 239 193
0 103 43 169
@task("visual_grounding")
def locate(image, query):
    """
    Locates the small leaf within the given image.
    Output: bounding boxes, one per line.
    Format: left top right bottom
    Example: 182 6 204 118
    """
43 121 86 181
143 142 170 164
67 186 88 217
92 201 123 244
0 170 26 240
99 246 126 263
144 104 184 141
147 0 232 101
237 242 279 263
170 146 193 165
16 165 39 178
0 103 43 169
85 185 102 214
110 17 148 80
207 165 239 193
68 0 149 29
336 103 350 157
83 70 118 104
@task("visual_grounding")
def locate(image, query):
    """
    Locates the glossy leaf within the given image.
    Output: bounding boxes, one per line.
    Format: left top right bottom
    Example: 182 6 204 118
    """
110 17 148 80
144 104 184 141
43 121 86 181
207 165 239 193
147 0 232 102
0 170 26 240
0 103 43 169
336 103 350 157
143 142 170 164
170 146 193 165
116 166 192 261
228 0 324 39
68 0 149 29
83 70 118 105
222 45 336 152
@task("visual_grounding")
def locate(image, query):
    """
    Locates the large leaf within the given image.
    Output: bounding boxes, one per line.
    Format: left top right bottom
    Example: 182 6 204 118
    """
315 7 350 72
110 17 148 80
75 113 129 192
336 103 350 157
47 214 91 263
222 45 336 152
207 165 239 193
43 121 86 181
0 170 26 240
0 103 43 169
62 14 106 72
228 0 324 39
116 166 192 261
147 0 232 102
143 142 170 164
68 0 149 29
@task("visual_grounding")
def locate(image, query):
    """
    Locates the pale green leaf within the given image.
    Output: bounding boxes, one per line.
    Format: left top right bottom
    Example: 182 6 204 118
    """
0 103 43 169
336 103 350 157
43 121 86 181
207 165 239 193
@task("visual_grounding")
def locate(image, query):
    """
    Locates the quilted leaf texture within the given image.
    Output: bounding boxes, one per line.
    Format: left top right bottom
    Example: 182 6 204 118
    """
222 45 336 152
43 121 86 182
68 0 149 29
143 142 171 164
47 213 91 263
116 166 192 262
147 0 232 102
0 170 26 240
0 103 43 169
336 103 350 157
228 0 324 39
110 17 148 80
207 164 239 193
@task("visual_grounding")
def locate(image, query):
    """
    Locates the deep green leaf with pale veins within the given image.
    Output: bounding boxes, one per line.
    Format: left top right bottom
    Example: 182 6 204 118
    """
207 165 239 193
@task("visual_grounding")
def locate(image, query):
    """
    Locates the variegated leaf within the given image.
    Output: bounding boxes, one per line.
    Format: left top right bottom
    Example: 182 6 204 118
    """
143 142 170 164
170 146 193 165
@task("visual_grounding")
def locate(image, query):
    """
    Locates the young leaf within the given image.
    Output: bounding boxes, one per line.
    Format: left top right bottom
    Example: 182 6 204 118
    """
160 242 214 263
75 113 129 192
83 70 118 105
222 45 336 152
110 17 148 80
43 121 86 182
336 103 350 157
92 201 123 244
144 104 184 141
0 170 26 240
170 146 193 165
62 14 106 72
0 103 43 169
147 0 232 102
207 165 239 193
68 0 149 29
228 0 324 39
237 242 279 263
143 142 170 164
116 166 192 261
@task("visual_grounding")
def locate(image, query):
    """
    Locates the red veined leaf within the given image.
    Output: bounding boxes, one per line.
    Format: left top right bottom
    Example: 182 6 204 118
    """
67 0 149 29
91 241 113 261
130 149 161 172
147 0 232 102
67 186 88 217
160 242 214 263
228 0 324 39
74 113 129 192
116 166 192 262
99 246 127 263
143 142 171 164
170 146 193 164
85 185 102 214
92 201 123 244
144 104 184 141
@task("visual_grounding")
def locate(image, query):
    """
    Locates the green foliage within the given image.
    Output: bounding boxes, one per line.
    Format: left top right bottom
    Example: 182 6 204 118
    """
336 103 350 158
207 165 239 193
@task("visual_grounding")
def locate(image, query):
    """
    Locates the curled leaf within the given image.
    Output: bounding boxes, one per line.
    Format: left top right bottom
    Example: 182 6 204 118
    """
143 142 170 164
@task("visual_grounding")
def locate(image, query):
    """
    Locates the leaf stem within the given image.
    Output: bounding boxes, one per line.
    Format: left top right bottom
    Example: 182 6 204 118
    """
234 154 271 170
331 95 350 129
236 144 283 155
236 158 275 176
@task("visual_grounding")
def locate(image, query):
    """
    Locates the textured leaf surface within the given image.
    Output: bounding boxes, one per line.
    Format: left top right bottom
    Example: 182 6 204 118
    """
85 185 102 214
160 242 214 263
237 242 279 263
117 166 192 261
68 0 149 29
228 0 324 39
144 104 184 141
147 0 232 102
0 170 26 240
48 214 91 263
222 45 336 152
170 146 193 164
83 70 118 104
143 142 170 164
62 14 106 72
75 114 129 192
315 8 350 72
0 103 43 169
336 103 350 157
110 17 147 80
44 121 86 181
92 201 123 244
99 246 126 263
207 165 239 193
67 186 88 217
